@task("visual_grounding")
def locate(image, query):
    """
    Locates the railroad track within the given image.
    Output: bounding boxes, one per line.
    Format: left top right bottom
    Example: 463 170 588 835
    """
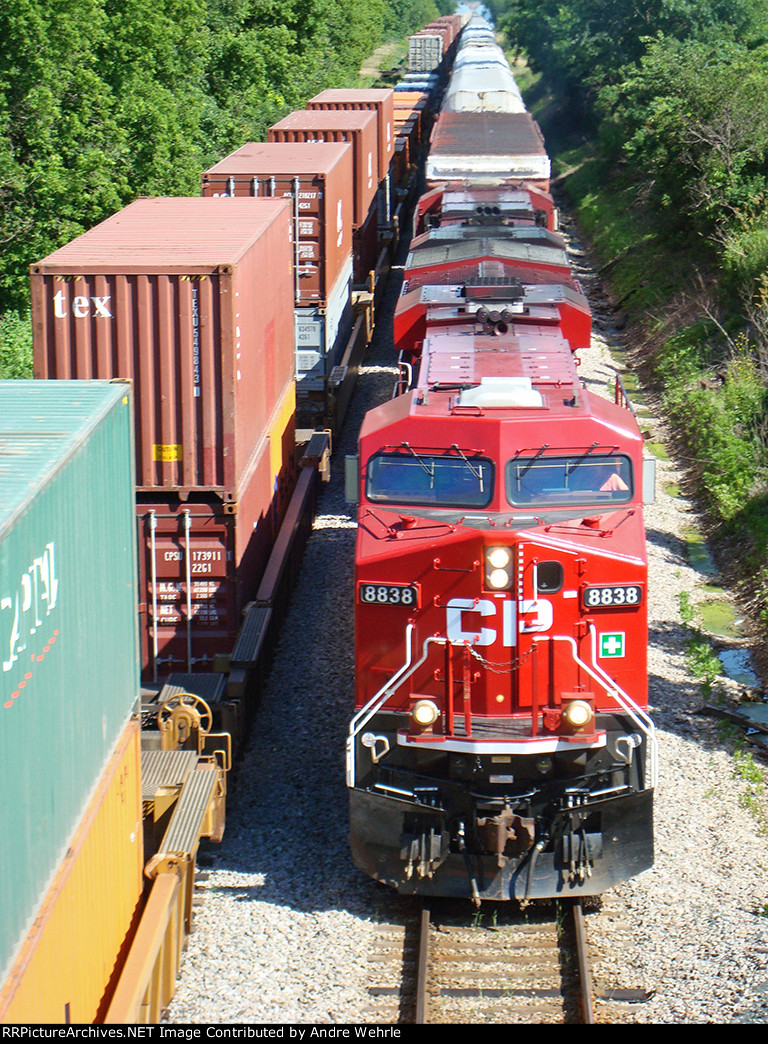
365 897 647 1023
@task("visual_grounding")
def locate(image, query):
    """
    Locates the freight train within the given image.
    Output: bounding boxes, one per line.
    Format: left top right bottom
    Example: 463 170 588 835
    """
2 13 466 1023
29 64 451 683
347 15 657 904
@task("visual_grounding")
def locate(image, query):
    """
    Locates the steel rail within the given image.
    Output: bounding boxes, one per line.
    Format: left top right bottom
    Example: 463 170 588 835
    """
571 898 595 1024
408 899 595 1024
415 902 431 1024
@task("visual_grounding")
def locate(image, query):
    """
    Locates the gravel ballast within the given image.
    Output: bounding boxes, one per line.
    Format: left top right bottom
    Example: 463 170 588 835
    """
164 215 768 1026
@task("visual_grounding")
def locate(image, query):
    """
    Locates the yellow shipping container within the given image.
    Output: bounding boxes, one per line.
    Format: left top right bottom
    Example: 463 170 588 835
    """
0 719 144 1023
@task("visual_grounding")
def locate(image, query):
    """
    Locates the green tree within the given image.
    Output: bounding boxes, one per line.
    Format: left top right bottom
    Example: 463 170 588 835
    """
0 0 443 315
99 0 212 194
600 37 768 240
495 0 768 113
0 0 129 307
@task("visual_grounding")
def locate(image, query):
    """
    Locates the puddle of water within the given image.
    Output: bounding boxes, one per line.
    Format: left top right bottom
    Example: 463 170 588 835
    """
682 525 717 575
699 598 744 640
719 649 760 688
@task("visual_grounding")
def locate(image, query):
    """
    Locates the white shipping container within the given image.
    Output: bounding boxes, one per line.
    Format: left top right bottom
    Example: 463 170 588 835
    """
408 33 444 72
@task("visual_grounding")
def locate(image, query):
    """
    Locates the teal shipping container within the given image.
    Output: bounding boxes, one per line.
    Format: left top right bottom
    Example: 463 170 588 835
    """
0 380 139 983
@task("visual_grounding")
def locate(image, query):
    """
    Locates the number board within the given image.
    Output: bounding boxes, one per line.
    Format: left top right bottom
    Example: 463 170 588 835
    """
358 583 420 608
582 584 643 609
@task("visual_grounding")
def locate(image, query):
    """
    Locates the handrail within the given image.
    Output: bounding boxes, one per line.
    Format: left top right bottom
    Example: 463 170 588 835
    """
531 628 657 787
104 861 185 1023
614 373 636 414
586 624 657 786
347 624 658 791
346 626 448 787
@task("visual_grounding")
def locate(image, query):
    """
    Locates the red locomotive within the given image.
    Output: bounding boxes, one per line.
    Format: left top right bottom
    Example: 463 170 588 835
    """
347 21 656 904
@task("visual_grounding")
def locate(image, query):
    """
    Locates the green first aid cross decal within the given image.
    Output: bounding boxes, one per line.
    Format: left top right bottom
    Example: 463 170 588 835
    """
599 632 625 657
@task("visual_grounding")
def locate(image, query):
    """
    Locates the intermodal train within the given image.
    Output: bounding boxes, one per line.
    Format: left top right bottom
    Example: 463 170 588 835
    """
29 57 454 683
347 15 657 904
1 14 464 1023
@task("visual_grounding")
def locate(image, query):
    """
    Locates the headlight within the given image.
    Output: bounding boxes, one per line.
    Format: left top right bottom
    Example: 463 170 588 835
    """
488 546 511 569
412 700 440 728
563 699 594 730
488 568 510 589
486 546 513 590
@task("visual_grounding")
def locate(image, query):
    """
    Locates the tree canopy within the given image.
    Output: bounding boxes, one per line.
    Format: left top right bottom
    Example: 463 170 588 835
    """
489 0 768 336
0 0 437 312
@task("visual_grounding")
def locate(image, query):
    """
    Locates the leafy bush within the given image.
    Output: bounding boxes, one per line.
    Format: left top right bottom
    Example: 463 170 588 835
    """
659 333 768 521
0 310 33 379
599 38 768 244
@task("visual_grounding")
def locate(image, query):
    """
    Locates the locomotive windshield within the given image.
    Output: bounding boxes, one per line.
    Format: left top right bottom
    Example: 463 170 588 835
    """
506 453 633 506
367 451 493 507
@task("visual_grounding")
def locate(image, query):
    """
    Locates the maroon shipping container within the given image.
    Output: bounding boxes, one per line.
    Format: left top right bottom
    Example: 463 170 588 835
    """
420 24 452 52
268 110 378 229
136 423 291 676
307 89 395 182
353 202 380 284
392 138 411 192
428 15 462 48
31 197 295 497
201 142 354 307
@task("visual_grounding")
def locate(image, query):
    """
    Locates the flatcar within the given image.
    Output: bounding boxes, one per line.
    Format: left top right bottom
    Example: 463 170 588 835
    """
347 17 656 904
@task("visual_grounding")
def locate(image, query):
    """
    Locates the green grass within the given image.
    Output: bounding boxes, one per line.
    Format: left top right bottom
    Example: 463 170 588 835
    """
509 61 541 97
678 590 695 626
685 633 722 697
733 750 768 834
563 168 691 315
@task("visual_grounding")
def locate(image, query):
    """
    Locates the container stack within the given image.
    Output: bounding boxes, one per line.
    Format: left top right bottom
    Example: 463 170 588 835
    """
391 13 468 194
201 142 355 413
306 88 396 231
0 381 142 1022
267 110 380 286
31 198 297 678
408 30 446 74
406 12 465 78
391 91 431 195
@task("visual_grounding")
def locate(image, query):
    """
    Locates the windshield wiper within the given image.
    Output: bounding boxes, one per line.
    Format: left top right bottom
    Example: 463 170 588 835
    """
451 444 485 492
566 441 599 476
515 444 549 479
402 442 435 488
